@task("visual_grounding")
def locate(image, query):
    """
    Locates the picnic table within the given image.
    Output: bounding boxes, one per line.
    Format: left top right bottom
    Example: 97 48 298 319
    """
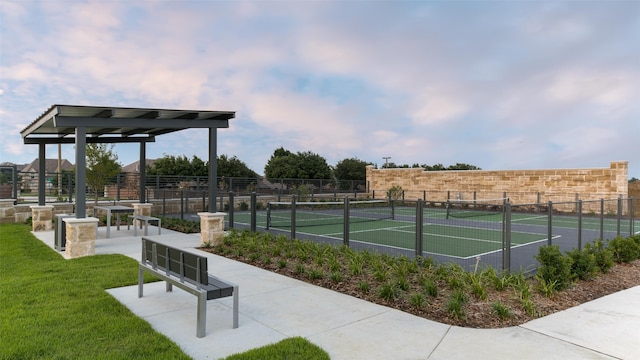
94 205 135 238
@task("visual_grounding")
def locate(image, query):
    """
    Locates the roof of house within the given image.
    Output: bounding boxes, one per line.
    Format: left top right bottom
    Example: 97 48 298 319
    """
21 159 74 173
122 159 157 173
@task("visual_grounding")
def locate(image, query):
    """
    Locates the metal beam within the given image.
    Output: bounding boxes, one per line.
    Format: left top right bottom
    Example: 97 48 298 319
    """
53 116 230 129
24 136 156 144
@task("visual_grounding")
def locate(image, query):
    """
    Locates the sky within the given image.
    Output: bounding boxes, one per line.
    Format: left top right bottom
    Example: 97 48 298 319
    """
1 0 639 178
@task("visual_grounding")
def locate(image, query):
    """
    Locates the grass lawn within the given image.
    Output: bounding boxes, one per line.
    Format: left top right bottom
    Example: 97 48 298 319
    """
0 224 328 360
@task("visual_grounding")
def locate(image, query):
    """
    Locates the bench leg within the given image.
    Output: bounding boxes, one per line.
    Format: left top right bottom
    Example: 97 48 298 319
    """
144 221 149 236
197 293 207 338
138 267 144 298
233 285 239 329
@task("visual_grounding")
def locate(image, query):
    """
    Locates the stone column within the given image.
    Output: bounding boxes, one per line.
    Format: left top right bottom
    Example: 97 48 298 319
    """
132 203 153 227
0 199 15 224
30 205 54 231
63 217 99 258
132 203 152 216
198 212 226 246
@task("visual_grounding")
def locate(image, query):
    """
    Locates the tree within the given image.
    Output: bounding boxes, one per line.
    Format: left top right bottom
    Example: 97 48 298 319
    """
147 155 207 176
217 154 258 178
86 143 121 204
334 158 371 181
264 147 332 181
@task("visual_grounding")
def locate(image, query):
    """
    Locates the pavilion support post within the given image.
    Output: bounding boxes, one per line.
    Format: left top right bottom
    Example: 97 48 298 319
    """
38 143 46 206
75 127 87 218
139 142 146 203
208 128 217 212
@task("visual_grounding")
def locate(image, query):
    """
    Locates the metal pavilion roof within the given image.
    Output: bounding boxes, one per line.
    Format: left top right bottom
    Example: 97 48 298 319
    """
21 104 235 216
21 104 235 143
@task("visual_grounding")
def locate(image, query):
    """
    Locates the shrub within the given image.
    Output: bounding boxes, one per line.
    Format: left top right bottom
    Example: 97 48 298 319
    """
608 236 640 263
492 302 513 320
535 245 573 291
386 185 403 201
566 248 598 280
584 239 614 273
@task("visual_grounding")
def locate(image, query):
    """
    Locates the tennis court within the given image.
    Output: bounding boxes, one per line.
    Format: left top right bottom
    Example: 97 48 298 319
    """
227 197 638 271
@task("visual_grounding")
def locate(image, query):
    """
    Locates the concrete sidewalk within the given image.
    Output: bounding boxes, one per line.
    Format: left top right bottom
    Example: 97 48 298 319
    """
35 227 640 359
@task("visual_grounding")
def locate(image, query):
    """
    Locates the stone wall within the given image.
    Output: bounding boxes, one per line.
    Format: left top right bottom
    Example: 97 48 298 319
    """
367 161 630 213
629 181 640 217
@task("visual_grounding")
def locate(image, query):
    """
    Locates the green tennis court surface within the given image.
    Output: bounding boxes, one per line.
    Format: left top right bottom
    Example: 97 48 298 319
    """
229 209 551 260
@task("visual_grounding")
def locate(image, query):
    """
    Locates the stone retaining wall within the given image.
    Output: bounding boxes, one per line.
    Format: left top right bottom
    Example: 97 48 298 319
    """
367 161 629 213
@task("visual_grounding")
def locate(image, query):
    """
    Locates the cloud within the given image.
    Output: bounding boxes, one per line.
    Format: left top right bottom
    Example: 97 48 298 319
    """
1 0 638 178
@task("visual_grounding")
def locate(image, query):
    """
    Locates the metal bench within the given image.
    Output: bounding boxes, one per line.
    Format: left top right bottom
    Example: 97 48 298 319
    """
138 237 239 337
127 215 161 236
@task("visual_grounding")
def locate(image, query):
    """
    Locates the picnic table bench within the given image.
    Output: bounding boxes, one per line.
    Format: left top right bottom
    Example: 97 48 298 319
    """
138 237 239 337
127 214 161 236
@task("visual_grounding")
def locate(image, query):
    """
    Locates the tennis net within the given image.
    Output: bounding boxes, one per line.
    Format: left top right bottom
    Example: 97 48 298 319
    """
445 198 508 219
266 199 393 229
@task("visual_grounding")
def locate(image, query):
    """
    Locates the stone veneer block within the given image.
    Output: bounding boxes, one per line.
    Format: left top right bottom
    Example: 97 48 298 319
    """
63 217 98 258
30 205 54 232
132 203 153 227
132 203 152 216
198 212 226 246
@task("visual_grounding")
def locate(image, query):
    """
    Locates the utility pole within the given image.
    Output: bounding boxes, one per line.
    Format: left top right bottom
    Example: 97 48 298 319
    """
382 156 391 168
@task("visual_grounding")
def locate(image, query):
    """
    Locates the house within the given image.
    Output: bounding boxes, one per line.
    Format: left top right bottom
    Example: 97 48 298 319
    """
20 158 74 192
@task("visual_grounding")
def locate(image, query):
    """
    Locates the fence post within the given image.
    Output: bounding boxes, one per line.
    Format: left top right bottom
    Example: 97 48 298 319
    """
503 201 511 272
229 191 235 229
629 197 634 237
68 172 73 203
600 199 604 241
250 192 257 232
185 190 190 218
343 197 350 247
617 196 622 237
290 195 296 240
116 174 121 201
180 190 185 220
577 200 582 250
415 199 423 257
162 190 166 217
547 201 553 246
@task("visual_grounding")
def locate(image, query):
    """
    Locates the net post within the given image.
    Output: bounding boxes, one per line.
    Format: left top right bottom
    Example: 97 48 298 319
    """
250 192 257 232
266 203 271 230
503 201 511 272
547 201 553 246
229 191 235 229
445 200 451 220
577 200 582 250
343 197 350 247
291 195 296 240
415 199 423 257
